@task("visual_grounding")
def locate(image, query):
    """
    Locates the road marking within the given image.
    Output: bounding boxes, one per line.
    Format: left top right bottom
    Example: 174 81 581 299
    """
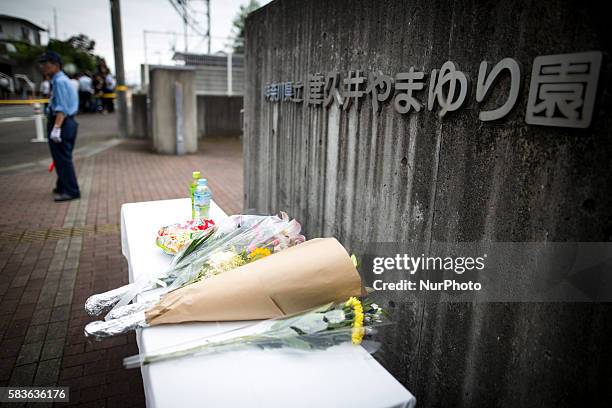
0 116 36 123
0 138 123 174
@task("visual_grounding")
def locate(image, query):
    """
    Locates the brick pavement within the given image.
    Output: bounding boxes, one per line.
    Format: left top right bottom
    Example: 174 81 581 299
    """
0 137 243 407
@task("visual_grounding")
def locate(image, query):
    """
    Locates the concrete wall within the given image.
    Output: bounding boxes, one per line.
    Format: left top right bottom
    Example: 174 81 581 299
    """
131 91 243 140
196 95 243 138
244 0 612 406
130 93 148 138
149 67 197 154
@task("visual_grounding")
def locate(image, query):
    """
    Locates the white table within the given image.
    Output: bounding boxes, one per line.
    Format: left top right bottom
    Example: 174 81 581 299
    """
121 198 416 408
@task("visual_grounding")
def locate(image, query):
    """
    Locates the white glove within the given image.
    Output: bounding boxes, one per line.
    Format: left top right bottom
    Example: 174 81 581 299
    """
50 126 62 143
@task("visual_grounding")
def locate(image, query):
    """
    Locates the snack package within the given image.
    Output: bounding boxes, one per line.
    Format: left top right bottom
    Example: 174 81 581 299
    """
156 218 215 254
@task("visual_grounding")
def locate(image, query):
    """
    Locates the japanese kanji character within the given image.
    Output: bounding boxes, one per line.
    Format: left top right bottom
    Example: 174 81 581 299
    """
264 83 279 102
525 51 602 128
282 81 293 101
308 73 325 105
324 72 343 108
291 81 304 103
342 70 366 110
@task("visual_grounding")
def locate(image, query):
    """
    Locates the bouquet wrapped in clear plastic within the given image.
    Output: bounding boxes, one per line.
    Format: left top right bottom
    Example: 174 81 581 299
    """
155 218 215 255
123 297 387 368
84 238 363 340
84 213 305 319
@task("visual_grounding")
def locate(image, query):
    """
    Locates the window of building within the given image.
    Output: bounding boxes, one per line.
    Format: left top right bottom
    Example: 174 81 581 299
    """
21 27 30 42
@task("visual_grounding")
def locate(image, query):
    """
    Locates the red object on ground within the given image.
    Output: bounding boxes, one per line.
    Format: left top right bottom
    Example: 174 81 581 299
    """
48 161 55 172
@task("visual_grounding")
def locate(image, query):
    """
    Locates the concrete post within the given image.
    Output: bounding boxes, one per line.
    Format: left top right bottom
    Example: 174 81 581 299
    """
31 102 46 143
149 66 197 154
227 52 233 96
109 0 129 138
175 81 185 155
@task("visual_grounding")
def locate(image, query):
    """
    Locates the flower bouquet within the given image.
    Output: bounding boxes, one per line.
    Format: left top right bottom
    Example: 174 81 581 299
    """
155 218 216 255
84 238 364 339
123 297 387 368
84 213 305 319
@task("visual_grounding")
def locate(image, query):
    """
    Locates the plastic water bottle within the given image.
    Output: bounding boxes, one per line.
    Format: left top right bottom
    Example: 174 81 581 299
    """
193 178 212 219
189 171 201 219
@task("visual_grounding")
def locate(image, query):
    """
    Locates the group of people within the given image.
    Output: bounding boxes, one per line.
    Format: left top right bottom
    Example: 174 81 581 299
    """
40 60 116 114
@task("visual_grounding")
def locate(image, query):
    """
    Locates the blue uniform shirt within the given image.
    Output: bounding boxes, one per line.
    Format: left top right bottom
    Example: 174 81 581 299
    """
50 71 78 116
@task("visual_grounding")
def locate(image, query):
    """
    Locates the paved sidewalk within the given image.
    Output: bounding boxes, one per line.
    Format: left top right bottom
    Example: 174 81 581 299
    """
0 137 243 407
0 112 120 171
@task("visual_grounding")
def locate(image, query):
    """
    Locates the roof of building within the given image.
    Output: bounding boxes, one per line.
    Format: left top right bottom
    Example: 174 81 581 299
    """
0 14 47 32
172 52 244 68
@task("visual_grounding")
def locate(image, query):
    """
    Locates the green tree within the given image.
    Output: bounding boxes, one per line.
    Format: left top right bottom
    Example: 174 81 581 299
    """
67 34 96 53
10 34 100 73
229 0 260 54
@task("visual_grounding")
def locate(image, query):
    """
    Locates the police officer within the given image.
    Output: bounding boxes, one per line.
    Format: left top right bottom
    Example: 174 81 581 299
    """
39 51 81 202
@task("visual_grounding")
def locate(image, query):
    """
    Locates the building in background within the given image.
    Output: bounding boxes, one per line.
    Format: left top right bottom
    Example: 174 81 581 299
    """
0 14 45 46
0 14 47 97
173 52 244 138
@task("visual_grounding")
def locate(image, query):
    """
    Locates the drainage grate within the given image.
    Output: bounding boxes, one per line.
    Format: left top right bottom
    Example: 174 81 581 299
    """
0 223 120 243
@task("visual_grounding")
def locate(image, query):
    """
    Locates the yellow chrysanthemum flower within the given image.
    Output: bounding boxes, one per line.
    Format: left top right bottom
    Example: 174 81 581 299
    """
248 247 272 261
345 297 365 345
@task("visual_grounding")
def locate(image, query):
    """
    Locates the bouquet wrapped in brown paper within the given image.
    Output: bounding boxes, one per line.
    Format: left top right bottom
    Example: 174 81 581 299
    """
85 238 363 339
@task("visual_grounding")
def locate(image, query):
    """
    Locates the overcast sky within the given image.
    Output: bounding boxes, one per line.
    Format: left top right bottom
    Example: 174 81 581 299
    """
2 0 270 84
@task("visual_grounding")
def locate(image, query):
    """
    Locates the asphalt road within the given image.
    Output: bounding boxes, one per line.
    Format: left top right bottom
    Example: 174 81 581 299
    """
0 109 120 172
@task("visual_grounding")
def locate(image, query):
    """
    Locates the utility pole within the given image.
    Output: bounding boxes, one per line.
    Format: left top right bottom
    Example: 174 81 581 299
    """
110 0 128 138
182 1 188 52
206 0 211 54
53 8 58 39
143 30 149 90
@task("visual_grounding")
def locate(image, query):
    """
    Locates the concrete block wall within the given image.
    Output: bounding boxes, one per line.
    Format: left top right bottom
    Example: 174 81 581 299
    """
196 95 243 138
243 0 612 406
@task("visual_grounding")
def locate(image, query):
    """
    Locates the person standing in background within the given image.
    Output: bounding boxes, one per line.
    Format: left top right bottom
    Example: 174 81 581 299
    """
96 60 115 113
38 50 81 202
92 73 104 113
103 71 116 113
40 74 50 98
70 74 80 94
39 74 51 111
78 71 93 112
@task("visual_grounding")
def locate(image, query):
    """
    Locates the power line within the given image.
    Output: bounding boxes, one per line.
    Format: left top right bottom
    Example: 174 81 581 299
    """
167 0 207 38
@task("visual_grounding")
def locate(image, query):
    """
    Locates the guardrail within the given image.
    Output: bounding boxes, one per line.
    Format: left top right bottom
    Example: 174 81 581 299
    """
0 95 118 143
0 101 46 142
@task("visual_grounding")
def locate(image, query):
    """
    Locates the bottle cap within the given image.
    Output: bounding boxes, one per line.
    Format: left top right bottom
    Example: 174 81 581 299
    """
192 171 201 179
197 178 208 186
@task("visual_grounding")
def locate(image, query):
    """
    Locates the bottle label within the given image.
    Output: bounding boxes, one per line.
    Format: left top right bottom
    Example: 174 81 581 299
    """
194 192 211 205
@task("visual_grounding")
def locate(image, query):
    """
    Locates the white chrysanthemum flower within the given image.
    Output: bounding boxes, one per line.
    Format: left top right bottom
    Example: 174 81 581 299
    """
209 250 237 268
